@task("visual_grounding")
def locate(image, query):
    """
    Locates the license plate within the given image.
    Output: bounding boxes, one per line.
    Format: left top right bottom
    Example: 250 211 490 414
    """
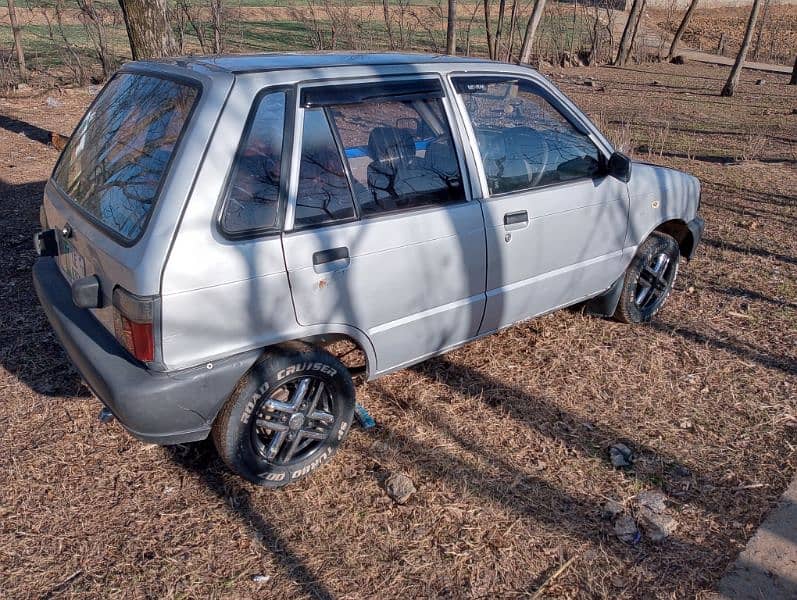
58 237 86 283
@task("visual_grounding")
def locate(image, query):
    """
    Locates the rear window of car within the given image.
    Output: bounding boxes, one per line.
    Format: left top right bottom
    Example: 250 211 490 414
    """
52 73 199 242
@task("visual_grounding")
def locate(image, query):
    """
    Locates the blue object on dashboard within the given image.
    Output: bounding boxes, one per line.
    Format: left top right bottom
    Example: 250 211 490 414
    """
345 139 431 159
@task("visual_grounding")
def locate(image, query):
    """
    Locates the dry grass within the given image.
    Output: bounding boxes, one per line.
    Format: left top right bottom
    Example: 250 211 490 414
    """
650 5 797 66
1 61 795 598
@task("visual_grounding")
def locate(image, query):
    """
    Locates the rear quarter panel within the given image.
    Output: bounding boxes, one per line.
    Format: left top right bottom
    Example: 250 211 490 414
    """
160 76 299 370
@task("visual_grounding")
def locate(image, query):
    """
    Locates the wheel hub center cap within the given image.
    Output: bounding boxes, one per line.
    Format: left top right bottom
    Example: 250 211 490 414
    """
288 412 305 431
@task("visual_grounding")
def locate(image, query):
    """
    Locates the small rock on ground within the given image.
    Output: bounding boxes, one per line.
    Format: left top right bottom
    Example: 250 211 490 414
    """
609 443 633 468
614 515 641 544
602 499 624 520
638 507 677 542
636 489 667 513
384 472 416 504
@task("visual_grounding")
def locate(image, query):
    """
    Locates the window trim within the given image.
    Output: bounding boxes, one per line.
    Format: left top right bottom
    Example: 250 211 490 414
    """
449 72 610 200
291 105 360 232
215 86 295 240
286 74 472 230
300 79 445 108
51 69 203 248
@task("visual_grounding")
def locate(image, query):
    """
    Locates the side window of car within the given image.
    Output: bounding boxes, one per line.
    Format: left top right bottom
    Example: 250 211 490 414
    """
221 91 286 235
294 108 356 228
327 97 465 216
453 77 602 195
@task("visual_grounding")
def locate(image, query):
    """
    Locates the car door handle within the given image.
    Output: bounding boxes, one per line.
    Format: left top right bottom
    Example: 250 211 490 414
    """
503 210 529 228
312 246 350 273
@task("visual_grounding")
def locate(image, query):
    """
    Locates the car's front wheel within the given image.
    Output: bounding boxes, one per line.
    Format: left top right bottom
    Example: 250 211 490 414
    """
614 232 680 324
212 343 355 488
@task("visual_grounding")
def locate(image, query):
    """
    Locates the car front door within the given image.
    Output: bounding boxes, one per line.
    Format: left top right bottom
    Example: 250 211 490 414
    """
281 77 487 375
450 75 630 333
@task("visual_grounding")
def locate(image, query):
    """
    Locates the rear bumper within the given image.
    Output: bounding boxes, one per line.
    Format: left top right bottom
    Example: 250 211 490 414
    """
32 258 260 445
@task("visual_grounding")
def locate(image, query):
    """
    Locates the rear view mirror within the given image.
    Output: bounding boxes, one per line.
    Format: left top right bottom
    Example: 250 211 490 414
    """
608 151 632 183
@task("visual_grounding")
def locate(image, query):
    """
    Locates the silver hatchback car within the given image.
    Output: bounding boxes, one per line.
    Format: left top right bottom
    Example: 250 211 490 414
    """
33 53 703 487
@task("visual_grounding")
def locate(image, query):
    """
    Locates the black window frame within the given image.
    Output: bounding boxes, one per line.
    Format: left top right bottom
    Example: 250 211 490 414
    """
216 86 295 240
451 74 608 198
50 69 203 247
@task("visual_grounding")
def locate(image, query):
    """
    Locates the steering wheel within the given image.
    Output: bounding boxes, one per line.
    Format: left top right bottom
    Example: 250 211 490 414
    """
525 133 549 188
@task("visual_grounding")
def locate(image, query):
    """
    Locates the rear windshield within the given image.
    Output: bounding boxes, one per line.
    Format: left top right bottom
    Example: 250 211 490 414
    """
53 73 198 242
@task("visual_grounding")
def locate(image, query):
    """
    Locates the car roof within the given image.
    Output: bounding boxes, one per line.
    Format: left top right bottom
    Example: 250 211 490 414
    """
145 51 493 75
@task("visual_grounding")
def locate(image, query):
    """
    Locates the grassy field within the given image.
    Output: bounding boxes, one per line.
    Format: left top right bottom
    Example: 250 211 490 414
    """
4 2 796 91
0 59 795 598
0 1 604 85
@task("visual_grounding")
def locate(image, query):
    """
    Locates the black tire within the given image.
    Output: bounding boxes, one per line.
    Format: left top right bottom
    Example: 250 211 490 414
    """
614 232 680 324
212 343 355 488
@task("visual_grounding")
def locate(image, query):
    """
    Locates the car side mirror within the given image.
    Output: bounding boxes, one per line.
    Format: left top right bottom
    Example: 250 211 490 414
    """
608 151 632 183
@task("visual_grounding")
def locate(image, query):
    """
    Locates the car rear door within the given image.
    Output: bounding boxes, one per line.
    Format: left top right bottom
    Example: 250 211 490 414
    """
281 76 487 375
450 74 630 333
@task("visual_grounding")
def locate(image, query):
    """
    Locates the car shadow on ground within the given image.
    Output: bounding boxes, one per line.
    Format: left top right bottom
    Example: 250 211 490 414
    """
406 354 768 518
360 375 724 589
0 177 89 398
165 441 336 600
705 285 797 311
165 373 722 597
651 320 797 376
701 236 797 267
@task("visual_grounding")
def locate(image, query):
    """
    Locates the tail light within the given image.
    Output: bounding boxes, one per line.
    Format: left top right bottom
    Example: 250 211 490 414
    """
112 287 157 363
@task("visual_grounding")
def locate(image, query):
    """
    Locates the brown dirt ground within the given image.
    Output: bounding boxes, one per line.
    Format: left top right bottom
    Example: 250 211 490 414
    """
1 61 796 599
650 5 797 66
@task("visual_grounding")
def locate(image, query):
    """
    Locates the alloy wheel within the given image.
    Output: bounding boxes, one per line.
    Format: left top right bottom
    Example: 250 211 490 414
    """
634 251 677 313
250 377 337 466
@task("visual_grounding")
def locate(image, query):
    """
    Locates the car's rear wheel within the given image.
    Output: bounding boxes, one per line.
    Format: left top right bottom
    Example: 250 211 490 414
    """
212 343 355 488
614 232 680 324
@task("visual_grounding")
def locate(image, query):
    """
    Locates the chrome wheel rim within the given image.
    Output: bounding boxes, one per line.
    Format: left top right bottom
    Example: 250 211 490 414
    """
634 251 677 313
250 377 337 466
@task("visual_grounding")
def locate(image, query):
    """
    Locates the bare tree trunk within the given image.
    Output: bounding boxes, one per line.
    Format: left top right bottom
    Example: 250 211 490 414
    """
506 0 518 61
48 0 87 84
717 32 726 55
483 0 495 59
628 0 645 60
721 0 762 97
118 0 178 60
493 0 506 60
464 0 481 55
7 0 27 81
211 0 224 53
790 55 797 85
382 0 395 50
177 0 207 52
78 0 114 81
518 0 547 64
667 0 698 60
446 0 457 54
751 0 769 61
615 0 644 66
